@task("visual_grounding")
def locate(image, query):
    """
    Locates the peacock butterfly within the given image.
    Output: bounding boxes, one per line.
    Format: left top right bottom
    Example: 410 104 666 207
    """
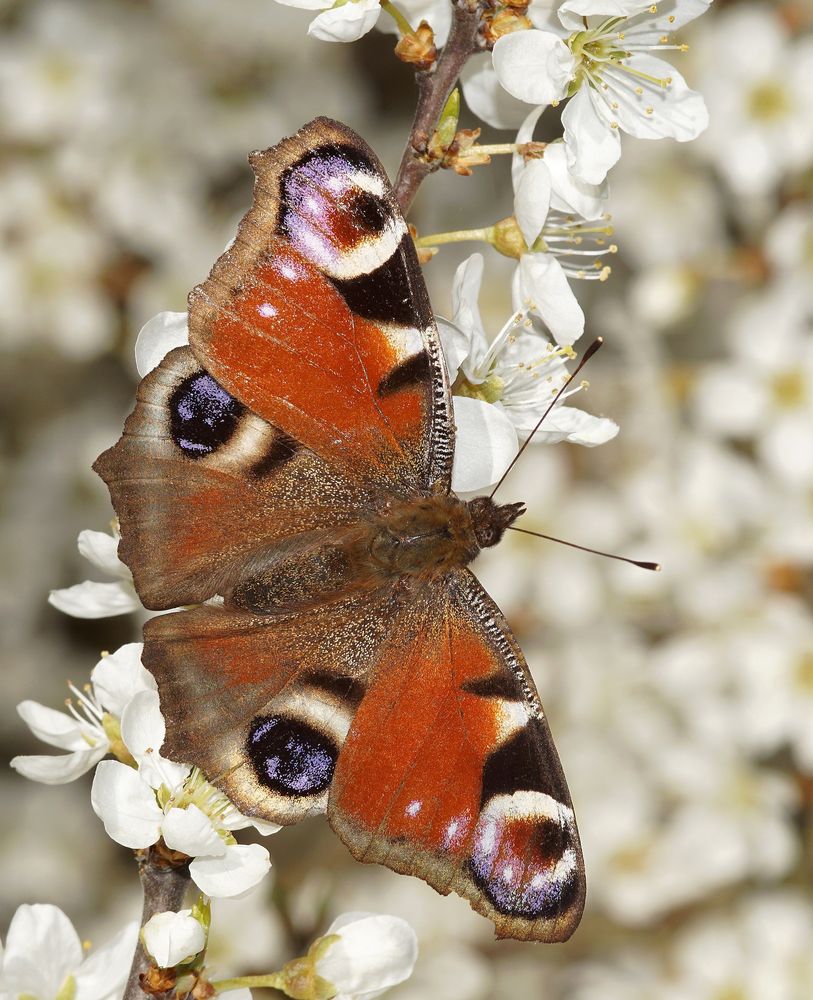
94 117 586 942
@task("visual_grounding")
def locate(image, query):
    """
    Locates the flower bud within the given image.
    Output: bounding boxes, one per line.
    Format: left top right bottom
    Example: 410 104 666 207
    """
142 909 206 969
491 216 529 259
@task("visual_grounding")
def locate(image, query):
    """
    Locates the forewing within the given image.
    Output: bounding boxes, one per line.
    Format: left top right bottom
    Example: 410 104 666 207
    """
188 117 454 497
143 588 403 824
328 569 586 943
93 347 376 609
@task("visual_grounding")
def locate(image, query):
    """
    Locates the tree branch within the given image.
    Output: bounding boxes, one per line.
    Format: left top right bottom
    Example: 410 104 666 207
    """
393 0 484 214
124 846 192 1000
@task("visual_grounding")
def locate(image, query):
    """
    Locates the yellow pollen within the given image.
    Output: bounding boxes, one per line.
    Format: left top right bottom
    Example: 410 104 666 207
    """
552 99 560 108
611 101 619 109
617 32 625 39
609 244 618 253
659 34 669 43
610 121 619 128
668 14 675 21
635 86 644 94
646 106 654 114
649 4 657 11
679 43 689 52
580 379 589 388
577 269 586 278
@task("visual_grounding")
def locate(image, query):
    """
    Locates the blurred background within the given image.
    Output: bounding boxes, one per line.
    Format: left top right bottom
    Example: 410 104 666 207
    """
2 0 813 996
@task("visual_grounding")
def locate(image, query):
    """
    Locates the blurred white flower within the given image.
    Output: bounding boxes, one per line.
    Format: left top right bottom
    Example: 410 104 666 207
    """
493 0 709 182
315 912 418 1000
142 909 206 969
91 690 277 898
0 903 137 1000
11 643 154 785
660 893 813 1000
691 282 813 488
274 0 381 43
695 3 813 197
48 527 140 619
134 310 189 377
439 253 618 491
729 597 813 773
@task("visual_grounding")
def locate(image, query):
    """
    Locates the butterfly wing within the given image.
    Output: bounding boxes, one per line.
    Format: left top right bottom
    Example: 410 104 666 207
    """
142 589 404 824
93 346 378 609
94 117 454 607
328 569 586 943
188 117 453 497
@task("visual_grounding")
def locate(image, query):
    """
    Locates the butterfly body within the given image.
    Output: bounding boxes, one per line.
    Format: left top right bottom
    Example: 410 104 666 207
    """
95 118 586 942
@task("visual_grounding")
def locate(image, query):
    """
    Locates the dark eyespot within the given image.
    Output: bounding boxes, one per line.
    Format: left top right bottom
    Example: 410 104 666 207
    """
169 372 243 458
247 715 337 796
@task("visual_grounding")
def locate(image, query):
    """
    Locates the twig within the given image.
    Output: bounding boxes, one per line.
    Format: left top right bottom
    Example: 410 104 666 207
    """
393 0 484 213
123 846 192 1000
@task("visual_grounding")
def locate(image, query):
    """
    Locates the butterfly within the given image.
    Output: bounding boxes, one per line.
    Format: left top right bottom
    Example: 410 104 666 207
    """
94 117 586 942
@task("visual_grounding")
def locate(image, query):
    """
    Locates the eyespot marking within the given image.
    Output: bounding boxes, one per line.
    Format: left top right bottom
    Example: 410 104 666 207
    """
169 372 243 458
248 715 337 796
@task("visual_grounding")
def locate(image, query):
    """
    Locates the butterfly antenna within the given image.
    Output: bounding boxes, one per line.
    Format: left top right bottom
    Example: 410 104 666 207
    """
507 525 660 571
490 337 604 500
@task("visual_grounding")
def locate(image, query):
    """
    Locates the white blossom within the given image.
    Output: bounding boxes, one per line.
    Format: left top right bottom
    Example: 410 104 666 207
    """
694 3 813 197
273 0 382 43
493 0 710 183
11 644 155 785
48 527 140 619
0 903 138 1000
141 910 206 969
91 690 277 898
316 912 418 1000
438 253 618 493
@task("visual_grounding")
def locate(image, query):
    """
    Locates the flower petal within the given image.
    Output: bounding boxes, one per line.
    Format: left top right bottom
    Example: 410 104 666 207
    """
121 690 191 790
604 54 708 141
48 580 141 619
91 643 156 717
308 0 381 42
461 57 530 129
514 158 552 247
518 403 619 445
513 254 585 345
450 252 489 372
451 396 518 494
558 0 653 31
189 843 272 898
91 760 163 849
162 805 226 858
561 86 621 184
512 106 546 188
142 911 206 969
11 746 108 785
135 312 190 377
317 913 418 999
16 701 88 751
74 921 139 1000
544 141 608 219
77 529 124 576
492 31 574 106
2 903 83 1000
435 318 472 383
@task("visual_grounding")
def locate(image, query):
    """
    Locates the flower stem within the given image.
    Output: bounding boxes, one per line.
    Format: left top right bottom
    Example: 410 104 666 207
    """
381 0 416 37
393 0 486 213
415 226 493 248
210 974 286 992
123 846 192 1000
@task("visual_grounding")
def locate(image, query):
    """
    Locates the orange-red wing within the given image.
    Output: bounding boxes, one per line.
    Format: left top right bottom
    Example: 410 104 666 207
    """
142 587 404 824
94 347 378 609
328 570 586 943
188 118 453 498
